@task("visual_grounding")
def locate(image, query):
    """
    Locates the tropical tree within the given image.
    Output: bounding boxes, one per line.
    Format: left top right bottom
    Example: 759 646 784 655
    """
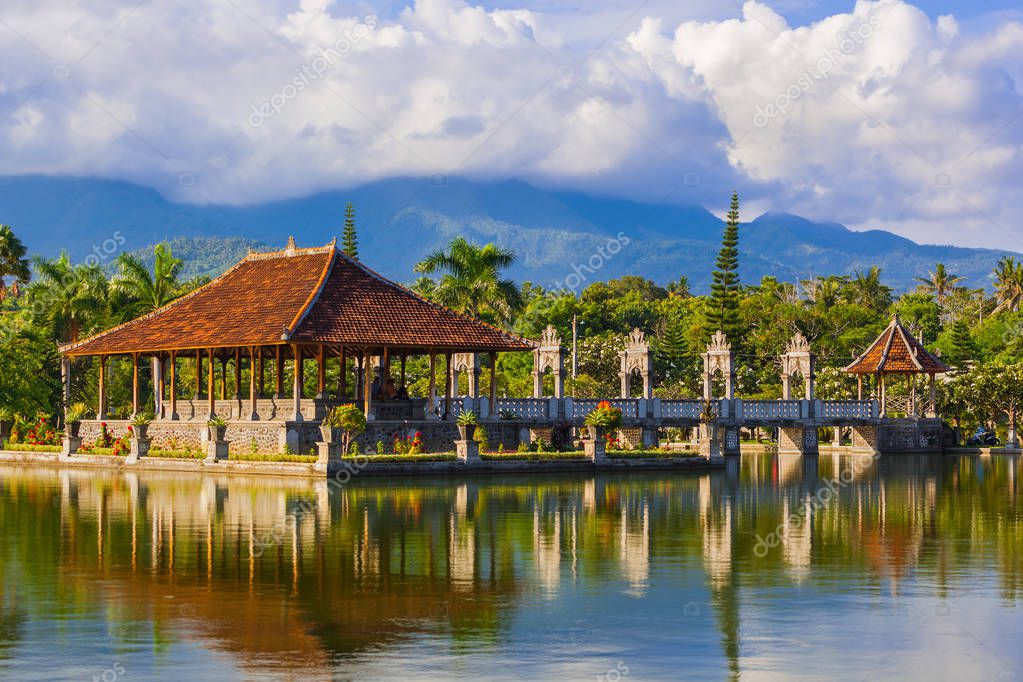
28 253 108 344
993 257 1023 314
0 225 30 302
915 263 965 307
848 266 892 312
414 237 522 323
341 202 358 259
111 243 184 320
706 192 741 341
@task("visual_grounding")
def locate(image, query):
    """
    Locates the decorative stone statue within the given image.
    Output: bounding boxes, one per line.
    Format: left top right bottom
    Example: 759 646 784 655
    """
702 330 735 399
619 328 653 399
532 325 566 398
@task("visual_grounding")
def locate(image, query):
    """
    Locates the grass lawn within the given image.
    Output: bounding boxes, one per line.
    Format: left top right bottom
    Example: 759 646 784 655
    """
4 443 62 453
344 453 458 463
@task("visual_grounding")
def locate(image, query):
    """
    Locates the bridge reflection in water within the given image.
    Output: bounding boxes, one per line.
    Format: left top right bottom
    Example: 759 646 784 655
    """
0 453 1020 679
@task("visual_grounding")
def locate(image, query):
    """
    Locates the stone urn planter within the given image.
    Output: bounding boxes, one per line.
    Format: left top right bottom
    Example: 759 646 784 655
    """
587 425 607 442
319 424 340 444
457 423 477 441
0 420 10 440
131 424 149 440
67 421 82 439
210 424 227 441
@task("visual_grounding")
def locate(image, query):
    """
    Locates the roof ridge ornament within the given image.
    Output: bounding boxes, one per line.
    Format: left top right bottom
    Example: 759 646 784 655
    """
286 235 297 255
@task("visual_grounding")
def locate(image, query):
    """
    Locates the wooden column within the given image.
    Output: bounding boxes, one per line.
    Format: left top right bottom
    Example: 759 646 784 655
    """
363 351 373 419
339 347 348 398
256 347 264 399
248 346 258 420
444 352 452 419
400 354 407 387
489 351 498 418
195 349 202 399
220 357 228 401
275 346 284 398
317 345 326 398
291 344 303 421
428 354 437 417
169 351 178 420
857 374 863 401
233 347 241 399
383 347 390 383
928 373 937 418
131 353 140 415
97 356 107 419
207 348 216 418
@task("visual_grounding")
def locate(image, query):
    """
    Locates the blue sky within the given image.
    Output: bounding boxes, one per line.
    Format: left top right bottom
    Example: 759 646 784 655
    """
1 0 1022 248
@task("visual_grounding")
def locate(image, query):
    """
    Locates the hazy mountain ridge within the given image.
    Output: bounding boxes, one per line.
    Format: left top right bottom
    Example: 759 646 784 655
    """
0 175 1014 292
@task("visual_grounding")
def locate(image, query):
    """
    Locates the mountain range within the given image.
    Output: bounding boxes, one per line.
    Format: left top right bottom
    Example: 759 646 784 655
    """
0 174 1015 293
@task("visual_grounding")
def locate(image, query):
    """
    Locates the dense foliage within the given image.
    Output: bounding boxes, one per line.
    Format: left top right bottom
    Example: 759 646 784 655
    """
3 207 1023 442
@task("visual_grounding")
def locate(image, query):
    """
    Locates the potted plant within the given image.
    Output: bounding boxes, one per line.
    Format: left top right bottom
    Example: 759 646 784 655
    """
698 399 716 439
320 408 341 444
130 411 154 440
584 401 622 441
325 404 367 454
456 409 478 440
208 415 229 441
66 403 90 438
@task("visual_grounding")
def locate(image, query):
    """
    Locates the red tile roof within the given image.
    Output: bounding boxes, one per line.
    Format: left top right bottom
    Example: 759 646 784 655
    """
845 317 949 374
60 244 535 356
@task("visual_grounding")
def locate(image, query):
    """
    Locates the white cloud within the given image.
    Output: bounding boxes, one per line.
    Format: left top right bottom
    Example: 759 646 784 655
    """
0 0 1020 248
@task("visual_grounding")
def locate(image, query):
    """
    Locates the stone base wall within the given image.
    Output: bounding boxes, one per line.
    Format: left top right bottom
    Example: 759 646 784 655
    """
778 425 819 455
877 419 943 453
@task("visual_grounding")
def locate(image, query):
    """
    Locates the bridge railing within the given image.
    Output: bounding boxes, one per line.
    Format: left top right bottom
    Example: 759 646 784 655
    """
817 400 877 420
493 398 552 421
660 400 716 420
741 400 802 420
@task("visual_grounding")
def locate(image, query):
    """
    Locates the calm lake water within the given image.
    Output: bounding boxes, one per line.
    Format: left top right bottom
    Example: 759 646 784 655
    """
0 453 1020 681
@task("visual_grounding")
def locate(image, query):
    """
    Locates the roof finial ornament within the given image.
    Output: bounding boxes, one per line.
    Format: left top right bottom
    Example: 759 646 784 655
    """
328 236 337 249
286 235 297 254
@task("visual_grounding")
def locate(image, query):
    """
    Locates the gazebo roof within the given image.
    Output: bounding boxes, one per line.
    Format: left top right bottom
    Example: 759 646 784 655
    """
59 242 536 356
844 317 949 375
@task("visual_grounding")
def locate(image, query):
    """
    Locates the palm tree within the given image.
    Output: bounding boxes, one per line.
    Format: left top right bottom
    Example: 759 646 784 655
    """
801 276 847 309
993 257 1023 314
915 263 965 308
29 253 108 344
0 225 30 302
414 237 523 323
848 266 892 312
111 243 184 320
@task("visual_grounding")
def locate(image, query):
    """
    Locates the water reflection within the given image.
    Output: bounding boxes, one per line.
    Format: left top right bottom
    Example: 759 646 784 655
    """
0 452 1020 680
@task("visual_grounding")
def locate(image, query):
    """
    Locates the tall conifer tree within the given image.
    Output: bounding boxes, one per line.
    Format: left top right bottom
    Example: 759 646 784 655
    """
341 202 358 259
706 192 741 341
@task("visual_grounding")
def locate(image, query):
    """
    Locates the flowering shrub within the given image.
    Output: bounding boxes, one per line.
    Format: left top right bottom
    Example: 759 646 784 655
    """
394 431 424 455
10 413 60 446
584 401 623 429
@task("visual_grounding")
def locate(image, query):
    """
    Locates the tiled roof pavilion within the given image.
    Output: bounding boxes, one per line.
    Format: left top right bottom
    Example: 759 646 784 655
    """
844 317 949 375
60 242 535 357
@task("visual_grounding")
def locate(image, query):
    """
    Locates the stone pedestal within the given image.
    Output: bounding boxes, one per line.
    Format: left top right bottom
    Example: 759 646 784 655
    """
720 426 741 456
850 424 879 455
125 437 152 463
778 425 819 455
641 425 659 449
205 440 229 463
455 439 480 463
832 426 843 448
60 436 82 459
698 424 719 459
315 442 341 473
584 437 606 462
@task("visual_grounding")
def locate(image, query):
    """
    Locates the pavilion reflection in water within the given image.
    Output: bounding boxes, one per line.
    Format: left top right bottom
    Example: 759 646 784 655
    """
2 453 1020 676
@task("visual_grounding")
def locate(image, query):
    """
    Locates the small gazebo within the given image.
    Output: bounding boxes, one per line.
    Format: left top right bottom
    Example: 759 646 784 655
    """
844 317 949 418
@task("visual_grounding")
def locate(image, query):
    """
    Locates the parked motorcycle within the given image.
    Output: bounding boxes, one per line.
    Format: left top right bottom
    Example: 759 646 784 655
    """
965 427 1000 447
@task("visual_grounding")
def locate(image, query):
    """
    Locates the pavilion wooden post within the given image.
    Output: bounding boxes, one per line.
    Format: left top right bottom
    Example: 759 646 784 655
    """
207 348 216 418
339 347 348 398
857 375 863 401
168 351 178 420
275 346 284 399
233 348 241 400
248 346 258 421
355 354 364 402
256 347 264 399
131 353 140 415
444 352 453 419
400 354 407 387
426 354 437 418
928 373 937 418
195 350 202 400
220 357 228 401
363 352 373 420
97 356 107 419
489 351 497 418
383 347 390 383
317 345 326 399
291 344 303 421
